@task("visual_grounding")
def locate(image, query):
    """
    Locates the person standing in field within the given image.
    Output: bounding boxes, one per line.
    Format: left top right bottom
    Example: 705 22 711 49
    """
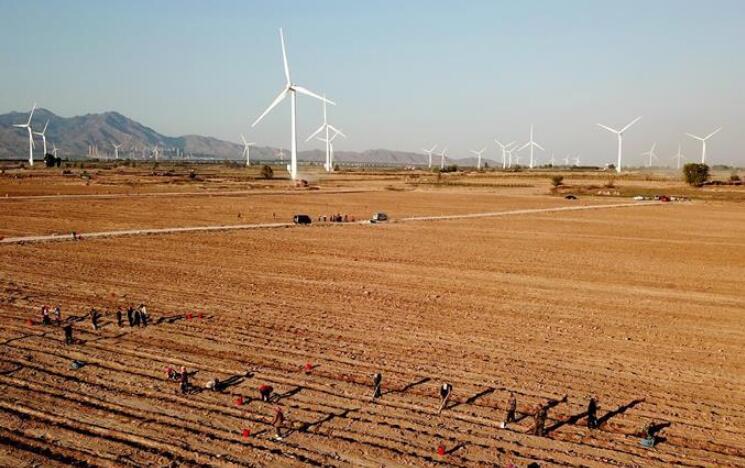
116 308 123 327
127 306 134 327
179 366 189 394
63 322 74 345
90 308 99 331
271 406 285 440
502 392 517 428
533 405 548 437
139 304 149 327
438 383 453 414
41 305 51 326
372 372 383 400
587 397 598 429
53 305 61 326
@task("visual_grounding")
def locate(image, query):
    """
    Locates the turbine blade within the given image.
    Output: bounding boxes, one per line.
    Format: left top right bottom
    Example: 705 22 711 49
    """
305 124 326 142
279 28 290 85
685 133 704 141
620 116 642 133
534 142 545 151
293 86 335 105
328 124 346 138
241 134 248 145
26 103 36 126
597 123 619 134
705 127 721 140
251 88 289 127
517 142 529 151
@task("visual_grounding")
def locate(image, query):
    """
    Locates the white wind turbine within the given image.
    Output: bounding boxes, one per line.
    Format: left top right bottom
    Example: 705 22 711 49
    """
518 124 544 169
470 147 486 170
13 103 37 165
112 143 121 160
33 120 49 156
422 144 437 168
152 145 160 160
549 153 556 166
597 116 642 173
315 126 345 171
672 144 686 169
439 147 448 169
241 135 255 166
685 128 721 164
494 139 514 169
306 96 344 172
641 143 658 168
252 28 334 180
563 155 571 166
574 154 581 166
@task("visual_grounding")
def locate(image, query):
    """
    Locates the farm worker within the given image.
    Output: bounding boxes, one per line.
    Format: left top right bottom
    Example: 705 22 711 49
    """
127 306 134 327
271 406 285 439
502 392 517 428
53 305 61 325
533 406 548 436
63 323 74 345
41 305 51 325
179 366 189 394
90 308 99 330
438 383 453 414
140 304 149 327
205 377 221 392
587 397 598 429
259 384 274 402
116 308 123 327
132 307 141 327
372 373 383 400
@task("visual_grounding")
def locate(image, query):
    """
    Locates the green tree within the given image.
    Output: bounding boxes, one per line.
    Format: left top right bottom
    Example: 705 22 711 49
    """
260 165 274 179
682 163 709 186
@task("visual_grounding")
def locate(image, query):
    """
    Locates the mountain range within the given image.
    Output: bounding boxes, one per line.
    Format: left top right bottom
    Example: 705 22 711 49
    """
0 108 474 166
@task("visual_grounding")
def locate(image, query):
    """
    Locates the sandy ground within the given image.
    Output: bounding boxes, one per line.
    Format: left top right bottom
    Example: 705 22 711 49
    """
0 169 744 467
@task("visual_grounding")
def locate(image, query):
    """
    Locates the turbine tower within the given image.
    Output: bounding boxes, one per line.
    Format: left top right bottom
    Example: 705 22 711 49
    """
494 139 515 169
672 144 685 169
685 128 721 164
518 125 544 169
252 28 334 180
641 143 658 168
33 120 49 156
422 144 437 168
112 143 121 160
53 145 58 158
13 103 36 165
306 96 344 172
241 135 255 166
597 116 642 173
439 147 448 169
470 147 486 170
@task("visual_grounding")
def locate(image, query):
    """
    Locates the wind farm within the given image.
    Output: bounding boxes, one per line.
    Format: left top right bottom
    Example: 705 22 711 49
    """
1 2 744 467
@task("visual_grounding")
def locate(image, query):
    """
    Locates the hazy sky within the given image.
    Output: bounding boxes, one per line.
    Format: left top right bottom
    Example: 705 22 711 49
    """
2 0 745 165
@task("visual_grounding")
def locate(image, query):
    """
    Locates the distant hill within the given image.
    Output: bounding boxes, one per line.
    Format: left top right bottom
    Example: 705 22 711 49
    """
0 108 473 166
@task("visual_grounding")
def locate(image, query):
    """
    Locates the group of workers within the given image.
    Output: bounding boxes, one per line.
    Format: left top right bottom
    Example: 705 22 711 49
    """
37 303 150 346
319 214 355 223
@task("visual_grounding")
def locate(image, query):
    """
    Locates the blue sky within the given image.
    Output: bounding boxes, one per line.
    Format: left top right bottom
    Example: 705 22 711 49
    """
1 0 744 165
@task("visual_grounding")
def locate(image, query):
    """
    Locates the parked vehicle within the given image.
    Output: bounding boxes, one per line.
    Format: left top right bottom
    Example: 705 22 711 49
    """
293 214 312 225
370 212 388 223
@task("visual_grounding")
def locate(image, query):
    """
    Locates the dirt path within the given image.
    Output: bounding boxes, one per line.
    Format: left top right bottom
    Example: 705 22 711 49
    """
0 201 663 244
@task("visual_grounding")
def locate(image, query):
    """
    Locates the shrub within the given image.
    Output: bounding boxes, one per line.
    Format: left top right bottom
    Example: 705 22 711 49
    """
550 175 564 187
334 163 340 172
260 165 274 179
729 172 741 182
683 163 709 186
604 177 615 188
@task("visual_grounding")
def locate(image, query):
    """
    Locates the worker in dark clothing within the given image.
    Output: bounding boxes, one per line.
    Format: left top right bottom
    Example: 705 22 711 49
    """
90 308 99 331
179 366 189 394
116 308 123 327
63 323 74 345
271 406 285 440
587 397 598 429
132 307 141 327
438 383 453 414
41 306 51 326
53 305 61 326
372 372 382 400
502 392 517 428
259 384 274 402
127 306 134 327
533 406 548 437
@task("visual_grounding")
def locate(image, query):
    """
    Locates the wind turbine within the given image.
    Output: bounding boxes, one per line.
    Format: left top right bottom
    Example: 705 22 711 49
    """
505 145 518 168
494 139 514 169
422 144 437 168
241 135 255 166
597 116 642 173
33 120 49 156
13 103 36 165
439 147 448 169
574 154 581 166
518 125 544 169
112 143 121 160
315 126 346 171
685 128 721 164
252 28 334 180
152 145 160 160
549 153 556 166
305 96 344 172
563 155 571 166
641 143 658 168
672 144 686 169
470 147 486 170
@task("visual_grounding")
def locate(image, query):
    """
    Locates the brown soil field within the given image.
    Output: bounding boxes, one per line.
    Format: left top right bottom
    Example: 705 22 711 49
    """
1 169 744 467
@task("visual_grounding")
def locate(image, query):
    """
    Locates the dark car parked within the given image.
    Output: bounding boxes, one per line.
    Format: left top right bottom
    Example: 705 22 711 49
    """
293 214 312 225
